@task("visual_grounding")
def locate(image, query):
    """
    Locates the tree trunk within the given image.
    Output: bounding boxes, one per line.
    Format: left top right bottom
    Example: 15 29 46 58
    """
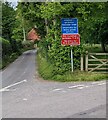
53 18 57 41
45 18 48 34
101 41 106 52
45 1 48 35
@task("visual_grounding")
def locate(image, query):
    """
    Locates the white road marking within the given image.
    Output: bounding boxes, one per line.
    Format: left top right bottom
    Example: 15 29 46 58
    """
77 82 106 89
98 83 106 86
52 81 106 93
77 87 84 89
68 85 85 89
52 88 63 91
23 98 27 101
0 79 27 92
1 89 17 92
77 85 90 89
0 89 10 92
91 81 105 85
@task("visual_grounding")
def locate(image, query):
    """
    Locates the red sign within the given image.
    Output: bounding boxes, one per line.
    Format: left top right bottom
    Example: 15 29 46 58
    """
61 34 80 46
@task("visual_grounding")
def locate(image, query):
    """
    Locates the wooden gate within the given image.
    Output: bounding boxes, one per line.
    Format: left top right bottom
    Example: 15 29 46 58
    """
81 51 108 73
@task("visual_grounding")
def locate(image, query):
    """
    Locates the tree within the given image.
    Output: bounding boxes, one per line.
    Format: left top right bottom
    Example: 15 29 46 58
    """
10 2 108 74
2 2 16 40
75 2 108 52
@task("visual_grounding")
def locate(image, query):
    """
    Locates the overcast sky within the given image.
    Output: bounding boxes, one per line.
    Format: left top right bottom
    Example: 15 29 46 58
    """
4 0 18 8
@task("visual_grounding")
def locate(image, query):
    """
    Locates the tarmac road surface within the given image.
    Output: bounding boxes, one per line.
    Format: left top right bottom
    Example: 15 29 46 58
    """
1 50 107 118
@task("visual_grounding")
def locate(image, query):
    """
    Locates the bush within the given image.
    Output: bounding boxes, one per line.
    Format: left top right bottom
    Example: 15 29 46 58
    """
0 37 12 58
0 37 24 69
0 37 35 69
10 39 23 54
47 38 84 75
39 36 85 75
22 40 34 49
37 51 108 82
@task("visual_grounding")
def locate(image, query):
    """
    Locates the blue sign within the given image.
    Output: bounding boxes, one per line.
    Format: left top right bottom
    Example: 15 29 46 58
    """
61 18 78 34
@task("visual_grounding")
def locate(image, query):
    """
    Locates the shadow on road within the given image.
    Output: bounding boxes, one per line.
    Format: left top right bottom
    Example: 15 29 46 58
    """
68 104 106 118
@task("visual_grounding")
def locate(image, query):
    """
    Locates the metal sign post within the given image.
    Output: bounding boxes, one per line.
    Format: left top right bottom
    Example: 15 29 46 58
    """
71 46 73 72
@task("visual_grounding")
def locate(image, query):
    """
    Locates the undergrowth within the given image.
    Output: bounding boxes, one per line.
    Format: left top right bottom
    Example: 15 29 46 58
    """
37 51 108 82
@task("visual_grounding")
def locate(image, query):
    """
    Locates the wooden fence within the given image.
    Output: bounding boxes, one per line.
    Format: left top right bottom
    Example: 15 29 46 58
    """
81 51 108 73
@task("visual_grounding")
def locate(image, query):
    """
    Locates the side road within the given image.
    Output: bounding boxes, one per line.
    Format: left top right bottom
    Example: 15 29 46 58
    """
1 50 107 118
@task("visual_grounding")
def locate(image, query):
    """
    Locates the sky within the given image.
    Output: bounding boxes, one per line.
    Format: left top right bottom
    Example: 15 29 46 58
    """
4 0 18 8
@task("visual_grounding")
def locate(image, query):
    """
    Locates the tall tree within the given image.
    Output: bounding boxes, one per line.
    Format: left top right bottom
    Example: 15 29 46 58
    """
2 2 16 40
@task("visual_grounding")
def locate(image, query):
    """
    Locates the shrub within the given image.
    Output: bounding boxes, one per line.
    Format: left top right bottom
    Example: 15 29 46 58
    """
0 37 12 58
39 34 85 75
22 40 34 49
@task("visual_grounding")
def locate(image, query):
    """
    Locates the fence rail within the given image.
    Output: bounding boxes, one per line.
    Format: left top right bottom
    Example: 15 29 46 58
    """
81 51 108 73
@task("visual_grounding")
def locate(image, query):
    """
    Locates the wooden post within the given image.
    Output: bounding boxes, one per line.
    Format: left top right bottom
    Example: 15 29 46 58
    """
85 51 88 71
81 54 83 71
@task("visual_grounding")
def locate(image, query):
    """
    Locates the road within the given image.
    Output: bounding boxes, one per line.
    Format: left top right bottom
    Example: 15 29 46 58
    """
1 50 107 118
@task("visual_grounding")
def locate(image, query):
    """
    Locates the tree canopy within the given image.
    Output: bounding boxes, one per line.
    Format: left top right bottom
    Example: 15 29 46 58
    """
12 2 108 51
2 1 108 72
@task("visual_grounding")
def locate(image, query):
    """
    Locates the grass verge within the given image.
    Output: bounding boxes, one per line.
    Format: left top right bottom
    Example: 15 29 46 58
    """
37 52 108 82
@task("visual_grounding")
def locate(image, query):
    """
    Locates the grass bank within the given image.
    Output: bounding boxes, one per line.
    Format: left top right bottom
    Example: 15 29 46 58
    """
37 52 108 82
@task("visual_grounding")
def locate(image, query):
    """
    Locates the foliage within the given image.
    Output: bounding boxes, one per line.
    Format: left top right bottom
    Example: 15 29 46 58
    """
16 2 107 75
48 40 84 74
2 2 23 57
0 36 34 69
12 2 45 40
0 37 12 58
2 2 16 40
0 37 21 69
22 40 34 49
1 2 35 69
37 51 108 82
76 2 108 51
11 19 24 41
1 52 20 69
2 1 108 76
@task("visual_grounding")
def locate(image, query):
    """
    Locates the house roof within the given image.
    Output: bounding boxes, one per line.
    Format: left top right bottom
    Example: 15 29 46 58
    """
27 28 40 41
